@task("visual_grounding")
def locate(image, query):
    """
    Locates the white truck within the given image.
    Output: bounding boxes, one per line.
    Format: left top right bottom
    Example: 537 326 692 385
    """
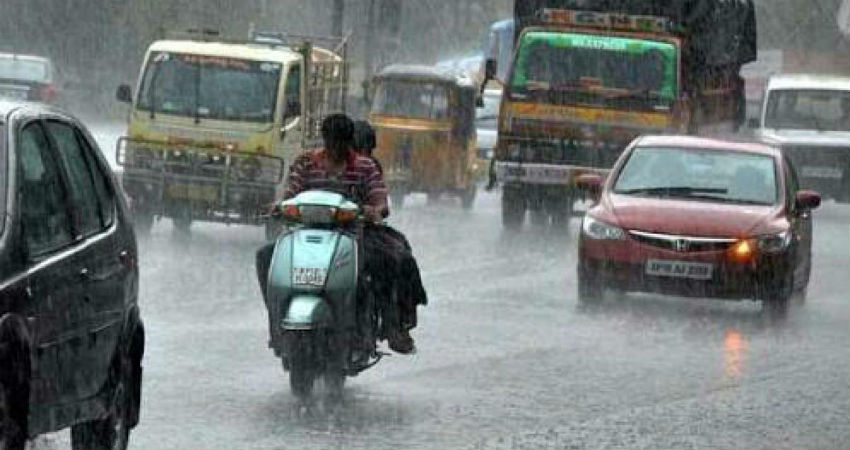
753 74 850 203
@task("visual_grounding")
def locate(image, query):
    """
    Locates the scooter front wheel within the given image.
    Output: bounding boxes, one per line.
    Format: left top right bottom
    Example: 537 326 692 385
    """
285 332 318 400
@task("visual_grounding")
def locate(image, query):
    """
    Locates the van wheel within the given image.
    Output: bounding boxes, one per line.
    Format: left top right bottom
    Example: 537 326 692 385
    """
0 343 28 450
71 353 135 450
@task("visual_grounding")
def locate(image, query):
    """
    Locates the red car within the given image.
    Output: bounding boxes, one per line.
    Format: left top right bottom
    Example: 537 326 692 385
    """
576 135 821 317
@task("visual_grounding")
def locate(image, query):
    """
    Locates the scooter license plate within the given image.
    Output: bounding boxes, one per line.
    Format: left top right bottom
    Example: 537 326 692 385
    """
293 267 328 287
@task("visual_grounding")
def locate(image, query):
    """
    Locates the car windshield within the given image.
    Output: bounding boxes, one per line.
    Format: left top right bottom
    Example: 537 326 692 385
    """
136 51 281 123
614 146 779 205
510 31 677 108
372 80 449 119
764 89 850 132
0 57 50 83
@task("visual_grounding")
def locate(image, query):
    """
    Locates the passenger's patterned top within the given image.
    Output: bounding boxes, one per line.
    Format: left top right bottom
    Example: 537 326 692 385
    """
283 148 388 210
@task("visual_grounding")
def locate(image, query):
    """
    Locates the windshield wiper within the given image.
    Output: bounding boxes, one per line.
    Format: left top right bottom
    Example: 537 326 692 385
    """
616 186 728 197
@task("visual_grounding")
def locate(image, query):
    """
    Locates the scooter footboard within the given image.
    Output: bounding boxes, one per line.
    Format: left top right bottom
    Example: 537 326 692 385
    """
283 295 334 331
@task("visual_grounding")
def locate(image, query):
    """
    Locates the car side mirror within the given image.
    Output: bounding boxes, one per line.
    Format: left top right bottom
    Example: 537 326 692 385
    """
576 173 604 202
795 190 821 211
116 84 133 103
747 117 760 129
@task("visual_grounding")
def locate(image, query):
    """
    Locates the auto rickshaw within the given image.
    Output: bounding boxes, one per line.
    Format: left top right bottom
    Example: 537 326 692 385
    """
369 65 480 209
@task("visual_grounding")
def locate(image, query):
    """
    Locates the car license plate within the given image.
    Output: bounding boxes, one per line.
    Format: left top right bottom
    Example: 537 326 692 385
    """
802 166 844 180
646 259 713 280
292 267 327 287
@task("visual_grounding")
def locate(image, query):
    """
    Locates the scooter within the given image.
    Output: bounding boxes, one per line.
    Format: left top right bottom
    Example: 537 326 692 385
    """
264 190 384 400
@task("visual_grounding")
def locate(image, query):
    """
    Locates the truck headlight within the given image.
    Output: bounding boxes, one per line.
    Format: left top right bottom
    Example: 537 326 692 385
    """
757 230 792 253
582 215 626 241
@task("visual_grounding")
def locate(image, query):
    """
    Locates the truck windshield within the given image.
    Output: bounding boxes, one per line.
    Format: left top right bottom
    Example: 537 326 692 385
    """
372 80 449 120
136 51 282 123
510 32 677 108
614 147 778 206
764 89 850 132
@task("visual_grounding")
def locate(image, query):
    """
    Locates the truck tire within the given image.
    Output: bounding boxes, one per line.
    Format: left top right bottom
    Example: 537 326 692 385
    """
501 187 526 230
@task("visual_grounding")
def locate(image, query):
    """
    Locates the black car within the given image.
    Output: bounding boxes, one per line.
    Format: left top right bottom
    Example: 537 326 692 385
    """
0 101 143 450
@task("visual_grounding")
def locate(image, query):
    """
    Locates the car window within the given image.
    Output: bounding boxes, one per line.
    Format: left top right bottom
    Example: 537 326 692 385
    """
614 147 778 205
17 122 73 256
76 130 115 227
45 120 101 237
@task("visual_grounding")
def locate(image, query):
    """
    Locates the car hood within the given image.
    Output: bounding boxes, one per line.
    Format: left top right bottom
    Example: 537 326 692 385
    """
759 129 850 147
605 194 783 238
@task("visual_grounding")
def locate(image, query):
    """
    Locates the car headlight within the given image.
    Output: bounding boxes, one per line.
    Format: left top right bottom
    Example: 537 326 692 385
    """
582 215 626 241
757 230 792 253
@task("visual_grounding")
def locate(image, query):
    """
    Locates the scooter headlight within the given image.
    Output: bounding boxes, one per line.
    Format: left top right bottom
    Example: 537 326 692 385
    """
582 215 626 241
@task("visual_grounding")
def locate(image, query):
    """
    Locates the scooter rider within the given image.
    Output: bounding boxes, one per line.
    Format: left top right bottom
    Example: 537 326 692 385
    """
353 120 428 334
256 114 417 354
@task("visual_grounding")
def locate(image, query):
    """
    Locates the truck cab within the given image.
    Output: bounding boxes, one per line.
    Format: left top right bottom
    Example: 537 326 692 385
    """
754 74 850 203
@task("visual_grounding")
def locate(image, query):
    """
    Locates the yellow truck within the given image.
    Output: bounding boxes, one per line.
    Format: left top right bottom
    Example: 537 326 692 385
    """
115 31 347 235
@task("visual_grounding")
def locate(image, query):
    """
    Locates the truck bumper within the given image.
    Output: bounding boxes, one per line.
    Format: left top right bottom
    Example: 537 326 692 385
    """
494 161 608 187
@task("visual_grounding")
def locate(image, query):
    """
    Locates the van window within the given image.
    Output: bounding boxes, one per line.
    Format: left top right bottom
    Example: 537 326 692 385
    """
136 51 282 123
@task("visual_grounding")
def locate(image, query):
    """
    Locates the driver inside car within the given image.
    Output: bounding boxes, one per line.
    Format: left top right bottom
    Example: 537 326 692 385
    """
256 114 419 354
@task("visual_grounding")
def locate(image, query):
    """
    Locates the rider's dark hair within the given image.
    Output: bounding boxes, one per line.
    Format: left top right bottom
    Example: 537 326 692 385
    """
321 113 355 146
353 120 377 154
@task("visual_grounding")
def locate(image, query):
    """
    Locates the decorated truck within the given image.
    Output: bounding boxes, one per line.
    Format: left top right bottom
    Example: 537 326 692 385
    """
487 0 756 229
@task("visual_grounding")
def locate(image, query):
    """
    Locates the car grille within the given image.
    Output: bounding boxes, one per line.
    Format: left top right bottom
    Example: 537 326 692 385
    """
628 230 737 253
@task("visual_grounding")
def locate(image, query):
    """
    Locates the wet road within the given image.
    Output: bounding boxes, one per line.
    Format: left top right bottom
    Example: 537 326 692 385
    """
41 125 850 450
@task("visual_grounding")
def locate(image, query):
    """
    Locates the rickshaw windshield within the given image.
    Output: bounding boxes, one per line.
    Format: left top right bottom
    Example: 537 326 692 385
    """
372 80 450 119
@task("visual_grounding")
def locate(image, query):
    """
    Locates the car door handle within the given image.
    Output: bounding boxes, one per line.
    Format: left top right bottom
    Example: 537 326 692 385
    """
80 267 91 280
